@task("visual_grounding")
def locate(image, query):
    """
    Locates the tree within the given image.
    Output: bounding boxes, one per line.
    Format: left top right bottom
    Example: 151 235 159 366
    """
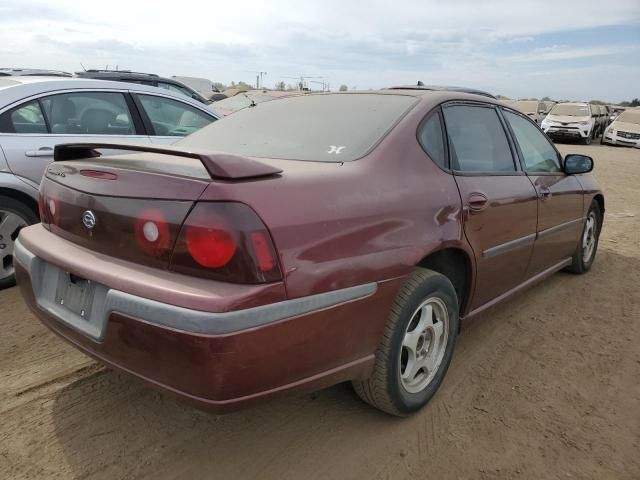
541 96 552 101
212 82 226 92
275 81 286 91
339 84 348 92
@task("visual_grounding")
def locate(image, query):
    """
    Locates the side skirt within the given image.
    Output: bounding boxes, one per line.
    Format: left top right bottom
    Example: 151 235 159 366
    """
461 257 573 322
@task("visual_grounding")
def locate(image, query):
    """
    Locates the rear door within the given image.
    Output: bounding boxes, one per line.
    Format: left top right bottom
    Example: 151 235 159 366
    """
443 103 539 309
502 108 584 276
0 90 150 188
131 93 217 145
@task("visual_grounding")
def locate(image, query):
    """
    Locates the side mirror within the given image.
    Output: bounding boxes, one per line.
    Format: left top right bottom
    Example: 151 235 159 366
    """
564 154 593 174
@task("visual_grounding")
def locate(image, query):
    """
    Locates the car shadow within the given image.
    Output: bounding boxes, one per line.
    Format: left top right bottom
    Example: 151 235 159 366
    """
49 248 640 479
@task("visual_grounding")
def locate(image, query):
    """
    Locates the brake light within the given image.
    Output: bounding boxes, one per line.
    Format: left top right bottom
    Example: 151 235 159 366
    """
135 209 170 257
171 202 281 284
185 212 237 268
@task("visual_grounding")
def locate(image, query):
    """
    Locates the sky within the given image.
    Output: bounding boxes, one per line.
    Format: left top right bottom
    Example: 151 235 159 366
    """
1 0 639 102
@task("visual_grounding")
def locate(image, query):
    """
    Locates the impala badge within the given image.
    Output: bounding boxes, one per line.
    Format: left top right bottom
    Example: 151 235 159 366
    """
82 210 97 230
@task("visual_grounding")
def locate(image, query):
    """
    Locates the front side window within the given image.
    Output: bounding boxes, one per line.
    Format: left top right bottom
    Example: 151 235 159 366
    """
443 105 515 172
504 110 561 173
40 92 134 135
0 100 47 133
138 94 214 136
418 112 446 169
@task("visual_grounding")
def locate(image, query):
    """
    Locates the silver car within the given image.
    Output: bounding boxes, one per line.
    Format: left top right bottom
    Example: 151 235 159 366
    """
0 76 219 288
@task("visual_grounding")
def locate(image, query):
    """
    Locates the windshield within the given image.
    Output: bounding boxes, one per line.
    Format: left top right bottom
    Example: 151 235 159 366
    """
178 93 418 162
616 109 640 125
550 104 590 116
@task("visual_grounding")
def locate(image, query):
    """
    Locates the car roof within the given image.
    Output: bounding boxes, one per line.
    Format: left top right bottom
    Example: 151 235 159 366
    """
0 76 216 113
0 68 73 77
386 84 496 99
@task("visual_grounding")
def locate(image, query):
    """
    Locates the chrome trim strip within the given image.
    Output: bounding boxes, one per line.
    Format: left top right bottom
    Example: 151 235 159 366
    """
483 233 536 258
537 217 584 240
15 238 377 337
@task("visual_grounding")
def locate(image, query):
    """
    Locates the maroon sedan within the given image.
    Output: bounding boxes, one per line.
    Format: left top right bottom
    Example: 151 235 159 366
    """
15 91 603 416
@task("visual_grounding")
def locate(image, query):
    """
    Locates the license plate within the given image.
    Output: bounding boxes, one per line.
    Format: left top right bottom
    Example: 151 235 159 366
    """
55 271 96 319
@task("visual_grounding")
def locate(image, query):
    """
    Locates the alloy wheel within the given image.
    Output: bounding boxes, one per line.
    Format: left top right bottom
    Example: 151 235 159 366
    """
582 212 597 264
0 209 28 281
399 297 449 394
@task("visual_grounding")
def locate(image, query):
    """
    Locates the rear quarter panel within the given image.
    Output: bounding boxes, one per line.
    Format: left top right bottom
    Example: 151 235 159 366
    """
198 100 471 300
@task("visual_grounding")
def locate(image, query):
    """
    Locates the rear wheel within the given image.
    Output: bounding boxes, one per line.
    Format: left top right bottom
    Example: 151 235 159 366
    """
566 200 601 274
352 268 459 416
0 196 38 289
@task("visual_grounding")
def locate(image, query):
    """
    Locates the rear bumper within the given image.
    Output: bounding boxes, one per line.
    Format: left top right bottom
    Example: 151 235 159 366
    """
15 226 401 412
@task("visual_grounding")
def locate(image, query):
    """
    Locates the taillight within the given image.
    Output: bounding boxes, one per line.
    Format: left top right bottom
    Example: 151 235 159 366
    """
171 202 282 284
135 209 171 257
38 191 46 223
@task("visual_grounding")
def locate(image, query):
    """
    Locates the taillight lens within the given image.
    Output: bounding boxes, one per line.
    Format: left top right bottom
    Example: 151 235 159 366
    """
171 202 282 284
38 190 46 223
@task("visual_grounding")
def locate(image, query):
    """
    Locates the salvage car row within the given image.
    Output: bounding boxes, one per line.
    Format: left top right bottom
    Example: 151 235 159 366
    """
6 81 606 416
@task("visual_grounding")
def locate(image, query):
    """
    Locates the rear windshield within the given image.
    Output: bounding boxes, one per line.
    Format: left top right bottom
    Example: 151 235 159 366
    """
212 92 287 113
550 104 590 116
616 109 640 125
177 93 418 162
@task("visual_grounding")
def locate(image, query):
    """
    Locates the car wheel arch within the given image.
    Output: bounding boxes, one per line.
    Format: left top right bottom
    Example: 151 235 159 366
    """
415 247 473 318
0 187 38 217
593 194 605 217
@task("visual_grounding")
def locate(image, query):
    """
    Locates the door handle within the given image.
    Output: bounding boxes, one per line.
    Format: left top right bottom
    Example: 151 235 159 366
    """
468 192 489 212
25 147 54 158
538 186 552 200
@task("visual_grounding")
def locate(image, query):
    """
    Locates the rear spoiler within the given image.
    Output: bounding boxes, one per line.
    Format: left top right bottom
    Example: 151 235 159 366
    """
53 143 283 180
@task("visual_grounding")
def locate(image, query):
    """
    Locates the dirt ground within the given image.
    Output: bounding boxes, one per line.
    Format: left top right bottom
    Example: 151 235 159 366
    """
0 143 638 480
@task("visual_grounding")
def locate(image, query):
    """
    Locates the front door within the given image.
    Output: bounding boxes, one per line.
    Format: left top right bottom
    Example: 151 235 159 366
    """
501 109 584 276
443 103 539 309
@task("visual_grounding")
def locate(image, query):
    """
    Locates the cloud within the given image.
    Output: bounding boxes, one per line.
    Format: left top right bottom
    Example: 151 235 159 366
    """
0 0 639 101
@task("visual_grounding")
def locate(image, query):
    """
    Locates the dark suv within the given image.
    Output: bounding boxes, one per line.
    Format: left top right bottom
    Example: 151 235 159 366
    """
75 70 210 104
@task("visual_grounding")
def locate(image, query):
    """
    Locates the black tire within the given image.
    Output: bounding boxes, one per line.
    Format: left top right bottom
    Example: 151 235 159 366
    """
352 268 459 416
0 196 38 289
582 133 592 145
566 200 602 274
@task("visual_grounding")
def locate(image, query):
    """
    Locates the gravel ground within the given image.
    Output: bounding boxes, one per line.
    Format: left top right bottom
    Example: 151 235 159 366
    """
0 143 638 480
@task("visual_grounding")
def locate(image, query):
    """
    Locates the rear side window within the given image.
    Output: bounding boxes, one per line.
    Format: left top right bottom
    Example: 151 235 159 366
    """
443 105 515 172
503 110 562 173
418 112 446 169
40 92 135 135
0 100 47 133
138 94 214 136
178 93 418 162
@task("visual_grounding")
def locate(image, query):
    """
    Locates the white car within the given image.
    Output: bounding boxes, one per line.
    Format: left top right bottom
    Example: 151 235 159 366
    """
503 100 548 124
601 108 640 148
0 76 219 288
541 103 596 144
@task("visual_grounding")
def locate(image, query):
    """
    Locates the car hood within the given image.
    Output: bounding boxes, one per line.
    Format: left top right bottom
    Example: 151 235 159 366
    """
545 115 591 123
610 121 640 133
